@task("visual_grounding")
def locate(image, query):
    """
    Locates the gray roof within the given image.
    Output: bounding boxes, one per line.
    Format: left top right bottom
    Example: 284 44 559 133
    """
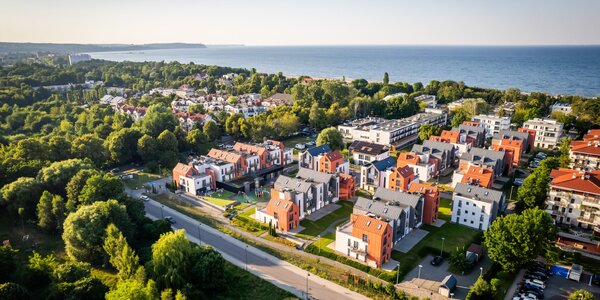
461 147 505 164
453 183 503 203
354 197 404 220
274 175 312 193
456 124 485 135
296 168 333 184
374 188 422 208
412 140 455 155
440 274 457 289
492 130 529 141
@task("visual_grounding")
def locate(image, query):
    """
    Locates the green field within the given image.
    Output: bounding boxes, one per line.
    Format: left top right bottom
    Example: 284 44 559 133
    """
121 171 162 189
438 198 452 221
203 196 237 207
296 201 354 240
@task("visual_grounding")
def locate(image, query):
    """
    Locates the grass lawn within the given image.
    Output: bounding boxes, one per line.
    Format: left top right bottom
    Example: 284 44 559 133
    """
309 232 336 253
233 207 267 236
221 260 296 299
233 203 251 211
209 190 235 199
296 201 354 240
203 196 237 207
391 222 482 280
438 198 452 221
121 171 162 189
233 187 271 203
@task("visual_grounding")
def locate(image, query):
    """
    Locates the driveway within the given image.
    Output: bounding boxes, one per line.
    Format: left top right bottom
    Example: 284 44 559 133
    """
402 254 493 299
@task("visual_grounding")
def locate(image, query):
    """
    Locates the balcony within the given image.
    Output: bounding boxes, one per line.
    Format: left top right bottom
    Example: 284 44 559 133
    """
577 214 600 225
582 196 600 208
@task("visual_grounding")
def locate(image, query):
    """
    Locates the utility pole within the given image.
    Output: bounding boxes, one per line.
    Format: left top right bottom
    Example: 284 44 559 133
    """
306 273 310 300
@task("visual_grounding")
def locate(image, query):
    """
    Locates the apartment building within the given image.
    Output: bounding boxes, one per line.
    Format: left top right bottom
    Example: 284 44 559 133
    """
460 147 507 176
407 182 440 225
387 165 415 192
490 137 524 170
429 130 471 157
233 140 293 170
349 141 390 165
517 128 537 152
546 168 600 228
452 124 486 148
353 188 424 242
451 164 495 188
172 163 216 195
570 129 600 171
335 214 393 268
414 94 437 108
318 150 350 174
337 111 447 147
471 114 511 138
271 168 340 220
551 102 573 115
451 183 504 230
411 140 457 175
360 156 397 191
299 145 333 171
522 118 563 149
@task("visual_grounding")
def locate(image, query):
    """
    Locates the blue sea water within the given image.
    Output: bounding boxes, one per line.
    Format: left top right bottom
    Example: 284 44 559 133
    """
89 45 600 97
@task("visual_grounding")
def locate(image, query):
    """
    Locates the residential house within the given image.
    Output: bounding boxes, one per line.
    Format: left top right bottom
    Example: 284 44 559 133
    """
261 93 294 108
335 214 393 268
522 118 563 149
349 141 390 166
359 156 396 192
208 149 248 178
429 129 472 157
411 140 457 175
255 192 300 232
451 164 495 188
451 183 505 230
517 128 537 152
546 168 600 228
387 165 415 192
172 163 216 195
551 102 573 115
471 114 511 138
415 95 437 108
490 135 524 169
299 145 333 171
397 152 437 182
407 182 440 225
339 173 357 200
452 124 486 148
319 150 350 174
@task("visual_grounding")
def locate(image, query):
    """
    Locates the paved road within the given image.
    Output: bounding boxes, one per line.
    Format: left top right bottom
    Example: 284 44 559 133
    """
143 198 369 300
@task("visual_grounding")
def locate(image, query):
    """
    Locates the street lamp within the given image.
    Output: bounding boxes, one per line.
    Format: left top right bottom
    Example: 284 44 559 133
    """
480 267 483 277
450 292 454 299
245 245 248 271
160 205 164 218
418 265 423 279
396 262 401 284
317 234 320 255
306 273 310 300
440 237 445 257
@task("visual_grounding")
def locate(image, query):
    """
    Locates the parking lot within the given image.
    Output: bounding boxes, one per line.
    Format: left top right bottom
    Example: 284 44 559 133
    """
403 254 492 299
543 274 600 299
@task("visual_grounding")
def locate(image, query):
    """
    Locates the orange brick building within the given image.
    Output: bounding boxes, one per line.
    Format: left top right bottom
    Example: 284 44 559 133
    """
261 194 300 232
408 183 440 225
339 173 356 200
233 142 268 169
319 150 344 173
454 164 494 188
335 214 393 267
429 130 460 144
491 138 523 170
388 165 415 191
517 128 537 153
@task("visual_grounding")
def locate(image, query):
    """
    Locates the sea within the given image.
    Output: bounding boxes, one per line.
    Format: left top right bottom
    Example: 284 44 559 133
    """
89 45 600 97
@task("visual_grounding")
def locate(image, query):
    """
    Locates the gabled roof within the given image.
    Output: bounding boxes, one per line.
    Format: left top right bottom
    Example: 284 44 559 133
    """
266 196 296 213
453 183 503 203
412 140 454 157
350 141 387 156
274 175 312 193
374 188 422 208
354 197 404 220
440 274 457 289
296 168 333 184
456 124 485 136
492 130 529 142
392 165 414 178
408 183 439 197
323 150 344 162
233 142 266 156
208 149 242 164
173 162 195 177
352 214 390 235
461 147 505 164
371 156 396 171
571 140 600 156
550 168 600 195
397 152 421 166
459 164 494 187
305 145 332 157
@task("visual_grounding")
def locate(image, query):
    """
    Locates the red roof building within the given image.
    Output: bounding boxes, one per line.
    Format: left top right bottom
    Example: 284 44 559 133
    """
408 183 440 225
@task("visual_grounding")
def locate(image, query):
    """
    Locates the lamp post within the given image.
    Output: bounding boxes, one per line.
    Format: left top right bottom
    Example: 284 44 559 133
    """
418 265 423 279
245 245 248 271
160 205 164 218
440 237 445 257
306 273 310 300
317 234 321 255
396 262 401 284
480 267 483 277
450 293 454 299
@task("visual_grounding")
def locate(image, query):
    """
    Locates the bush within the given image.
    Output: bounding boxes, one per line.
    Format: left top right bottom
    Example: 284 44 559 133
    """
0 282 30 300
496 271 510 280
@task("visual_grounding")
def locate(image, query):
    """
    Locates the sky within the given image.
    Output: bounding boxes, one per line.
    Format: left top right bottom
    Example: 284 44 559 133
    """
1 0 600 46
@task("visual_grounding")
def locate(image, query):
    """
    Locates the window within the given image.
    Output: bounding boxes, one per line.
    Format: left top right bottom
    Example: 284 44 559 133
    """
347 239 350 246
362 234 368 242
570 198 575 204
568 208 573 213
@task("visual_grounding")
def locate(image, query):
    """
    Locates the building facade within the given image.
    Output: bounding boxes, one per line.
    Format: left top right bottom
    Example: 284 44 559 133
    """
471 115 511 138
546 168 600 228
451 183 504 230
522 118 563 149
335 214 393 268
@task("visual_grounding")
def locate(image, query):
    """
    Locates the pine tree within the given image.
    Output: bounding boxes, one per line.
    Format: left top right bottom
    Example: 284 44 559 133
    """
103 223 139 280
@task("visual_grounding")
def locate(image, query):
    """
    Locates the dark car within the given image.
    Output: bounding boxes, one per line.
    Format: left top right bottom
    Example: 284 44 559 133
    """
164 216 176 224
430 255 444 266
526 271 548 281
592 274 600 286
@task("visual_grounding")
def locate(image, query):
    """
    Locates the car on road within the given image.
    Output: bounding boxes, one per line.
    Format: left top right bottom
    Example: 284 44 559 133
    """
514 178 524 186
295 143 306 150
164 216 176 224
110 168 120 174
140 195 149 202
430 255 444 266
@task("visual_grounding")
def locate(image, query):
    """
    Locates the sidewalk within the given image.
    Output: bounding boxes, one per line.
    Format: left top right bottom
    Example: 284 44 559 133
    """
503 269 525 300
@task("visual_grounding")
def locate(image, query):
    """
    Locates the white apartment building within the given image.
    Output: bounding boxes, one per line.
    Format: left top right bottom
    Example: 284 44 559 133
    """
414 94 437 108
451 183 504 230
522 118 564 149
338 111 447 147
551 102 573 115
349 141 390 165
546 169 600 228
471 114 511 138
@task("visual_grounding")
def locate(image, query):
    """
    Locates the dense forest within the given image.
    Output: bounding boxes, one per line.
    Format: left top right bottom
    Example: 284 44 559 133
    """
0 59 599 299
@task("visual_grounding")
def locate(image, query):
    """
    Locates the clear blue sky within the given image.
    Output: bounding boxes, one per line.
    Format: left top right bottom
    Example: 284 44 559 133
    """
2 0 599 45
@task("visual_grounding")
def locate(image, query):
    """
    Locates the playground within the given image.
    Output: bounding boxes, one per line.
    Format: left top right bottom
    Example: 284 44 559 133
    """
205 187 272 204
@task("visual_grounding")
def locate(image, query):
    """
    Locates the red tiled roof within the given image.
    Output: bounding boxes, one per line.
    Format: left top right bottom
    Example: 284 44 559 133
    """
571 140 600 156
324 150 344 162
550 168 600 195
408 182 439 196
352 215 390 235
233 142 266 156
397 152 421 166
208 149 242 163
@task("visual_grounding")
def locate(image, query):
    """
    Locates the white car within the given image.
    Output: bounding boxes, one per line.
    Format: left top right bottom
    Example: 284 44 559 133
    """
525 279 545 289
140 195 149 202
295 143 306 150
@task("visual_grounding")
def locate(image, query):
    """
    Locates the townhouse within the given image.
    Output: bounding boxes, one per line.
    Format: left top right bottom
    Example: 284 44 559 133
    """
490 130 528 168
411 140 457 175
522 118 563 149
387 165 415 191
569 129 600 171
172 162 216 195
471 114 511 138
353 188 424 242
407 182 440 225
300 145 350 174
451 183 505 230
335 214 393 268
551 102 573 115
299 145 333 171
517 128 537 152
451 164 495 188
255 191 300 232
349 141 390 166
176 112 213 132
359 156 396 192
429 129 472 157
546 168 600 228
460 147 507 176
453 124 486 148
261 93 294 108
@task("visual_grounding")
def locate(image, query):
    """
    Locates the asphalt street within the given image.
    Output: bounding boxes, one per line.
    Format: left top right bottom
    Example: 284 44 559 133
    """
143 198 369 300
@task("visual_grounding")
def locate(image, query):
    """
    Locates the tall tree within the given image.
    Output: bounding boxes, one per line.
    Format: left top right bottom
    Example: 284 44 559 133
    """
484 208 555 272
418 124 441 142
186 129 207 154
1 177 42 218
202 121 220 142
151 230 194 290
383 72 389 85
71 134 108 167
78 174 124 205
36 158 94 196
37 191 56 231
103 224 139 280
316 127 344 150
137 134 159 162
140 104 178 137
157 130 179 153
66 169 100 211
308 102 326 130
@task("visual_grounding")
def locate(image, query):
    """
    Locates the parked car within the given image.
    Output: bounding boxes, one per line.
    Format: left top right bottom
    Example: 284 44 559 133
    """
517 293 538 300
430 255 444 266
524 274 546 283
524 279 546 289
526 271 548 281
110 168 120 174
519 288 544 299
295 143 306 150
306 141 316 147
514 178 524 186
140 195 149 202
592 274 600 286
164 216 176 224
536 152 548 159
523 282 544 292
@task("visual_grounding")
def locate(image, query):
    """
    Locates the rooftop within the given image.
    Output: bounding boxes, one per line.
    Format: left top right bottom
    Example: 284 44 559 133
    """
453 183 503 203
